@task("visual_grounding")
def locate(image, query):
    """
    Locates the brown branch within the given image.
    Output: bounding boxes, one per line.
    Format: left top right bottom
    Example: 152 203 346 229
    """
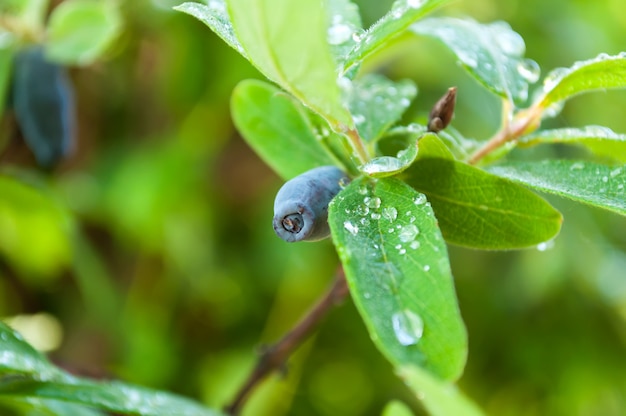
224 268 350 415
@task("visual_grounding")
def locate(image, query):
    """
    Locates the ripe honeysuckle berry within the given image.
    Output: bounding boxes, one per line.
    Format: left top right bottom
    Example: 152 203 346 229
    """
273 166 349 242
11 46 75 168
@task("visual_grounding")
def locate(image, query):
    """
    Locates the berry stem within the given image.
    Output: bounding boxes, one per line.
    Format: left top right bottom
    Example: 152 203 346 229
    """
224 268 350 415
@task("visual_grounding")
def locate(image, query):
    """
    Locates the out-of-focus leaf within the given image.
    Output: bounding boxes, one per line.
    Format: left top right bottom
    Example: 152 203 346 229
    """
0 175 72 279
0 323 223 415
0 322 61 379
488 160 626 216
381 400 414 416
401 158 563 249
398 365 485 416
326 0 363 63
342 0 450 73
412 17 540 103
1 0 49 33
227 0 352 127
348 74 417 142
536 53 626 117
518 126 626 163
46 0 122 65
0 379 223 416
329 177 467 381
173 1 247 58
231 79 337 180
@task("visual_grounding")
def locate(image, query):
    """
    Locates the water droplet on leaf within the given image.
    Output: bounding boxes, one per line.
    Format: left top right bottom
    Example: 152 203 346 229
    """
392 309 424 346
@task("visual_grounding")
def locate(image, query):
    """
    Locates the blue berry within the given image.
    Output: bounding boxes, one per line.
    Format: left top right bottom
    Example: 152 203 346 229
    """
273 166 348 242
11 46 75 168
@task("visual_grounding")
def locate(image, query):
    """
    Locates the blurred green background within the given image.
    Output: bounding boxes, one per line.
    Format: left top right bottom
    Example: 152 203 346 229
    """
1 0 626 415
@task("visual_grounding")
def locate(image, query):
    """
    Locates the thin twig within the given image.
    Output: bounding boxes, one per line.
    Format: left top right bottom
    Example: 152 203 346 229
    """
224 268 350 415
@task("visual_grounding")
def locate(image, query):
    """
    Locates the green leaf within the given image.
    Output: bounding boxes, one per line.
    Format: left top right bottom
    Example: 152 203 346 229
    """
46 0 122 65
488 160 626 216
326 0 363 63
401 158 563 249
0 323 61 379
0 379 222 416
329 177 467 381
348 74 417 142
231 79 337 180
537 53 626 115
0 323 223 416
518 126 626 163
173 1 247 58
398 365 485 416
1 0 49 33
0 175 73 279
360 132 422 177
342 0 450 73
381 400 414 416
227 0 352 127
412 17 540 103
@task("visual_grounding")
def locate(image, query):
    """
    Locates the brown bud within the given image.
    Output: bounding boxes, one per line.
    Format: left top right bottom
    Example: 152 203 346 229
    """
427 87 457 133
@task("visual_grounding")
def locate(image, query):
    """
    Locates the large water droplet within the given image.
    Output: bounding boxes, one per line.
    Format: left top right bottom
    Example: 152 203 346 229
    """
490 21 525 56
392 309 424 346
536 240 555 252
398 224 420 242
382 207 398 221
343 221 359 235
364 196 382 209
361 157 404 175
517 59 540 83
328 23 353 45
413 194 427 205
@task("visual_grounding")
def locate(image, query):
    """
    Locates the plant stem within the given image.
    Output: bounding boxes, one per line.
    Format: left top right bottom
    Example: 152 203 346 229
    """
224 268 350 415
468 103 543 165
345 128 370 165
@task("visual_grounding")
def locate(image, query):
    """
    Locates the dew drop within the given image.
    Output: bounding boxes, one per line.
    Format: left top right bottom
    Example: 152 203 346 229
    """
364 196 382 209
357 186 369 195
410 241 421 250
618 184 624 190
364 292 371 299
327 23 353 45
356 204 370 216
569 162 585 171
413 194 427 205
399 248 407 255
399 224 420 242
537 240 555 252
543 67 569 92
371 212 382 220
391 309 424 346
610 167 622 178
343 221 359 235
423 265 430 272
406 0 425 8
602 176 609 183
382 207 398 221
352 30 365 42
517 59 540 83
361 156 404 175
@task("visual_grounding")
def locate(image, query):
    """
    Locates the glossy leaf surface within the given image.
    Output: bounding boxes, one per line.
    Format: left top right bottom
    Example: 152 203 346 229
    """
412 17 540 103
488 160 626 216
402 157 563 249
329 177 467 381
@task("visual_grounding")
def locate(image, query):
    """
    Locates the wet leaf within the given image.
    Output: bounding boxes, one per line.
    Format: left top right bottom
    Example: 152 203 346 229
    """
231 79 337 180
401 158 563 249
537 52 626 116
174 1 247 58
326 0 363 63
518 126 626 163
342 0 451 73
488 160 626 216
329 177 467 381
348 74 417 142
412 17 540 103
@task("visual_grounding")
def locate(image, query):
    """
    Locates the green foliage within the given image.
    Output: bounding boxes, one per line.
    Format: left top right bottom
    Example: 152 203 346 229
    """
0 323 223 416
1 0 625 415
46 0 122 65
329 177 467 381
